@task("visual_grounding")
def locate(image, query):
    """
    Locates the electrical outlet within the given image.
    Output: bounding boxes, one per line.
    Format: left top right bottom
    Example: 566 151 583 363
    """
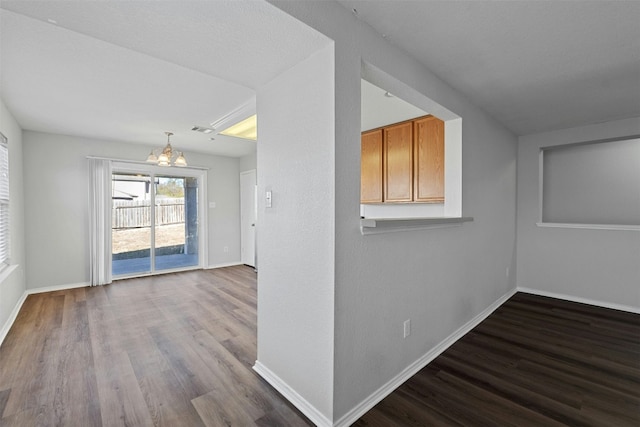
224 246 229 253
403 319 411 338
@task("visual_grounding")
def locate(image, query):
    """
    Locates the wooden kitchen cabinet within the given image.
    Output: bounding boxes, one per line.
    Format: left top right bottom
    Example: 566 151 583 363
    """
360 129 383 203
414 115 444 202
360 115 444 204
384 121 414 202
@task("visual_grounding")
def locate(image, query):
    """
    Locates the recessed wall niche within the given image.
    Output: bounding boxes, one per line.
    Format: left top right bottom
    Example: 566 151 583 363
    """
541 137 640 227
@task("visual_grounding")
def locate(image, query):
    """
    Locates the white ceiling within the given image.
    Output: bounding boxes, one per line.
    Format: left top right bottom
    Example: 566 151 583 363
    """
1 1 639 156
361 79 428 132
0 0 330 157
341 0 640 136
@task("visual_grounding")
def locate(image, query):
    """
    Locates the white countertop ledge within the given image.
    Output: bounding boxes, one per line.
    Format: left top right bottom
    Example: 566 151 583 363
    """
360 217 474 235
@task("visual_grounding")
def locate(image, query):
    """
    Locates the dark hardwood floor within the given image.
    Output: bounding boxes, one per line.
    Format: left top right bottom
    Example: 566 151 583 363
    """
356 292 640 426
2 270 638 426
0 266 312 426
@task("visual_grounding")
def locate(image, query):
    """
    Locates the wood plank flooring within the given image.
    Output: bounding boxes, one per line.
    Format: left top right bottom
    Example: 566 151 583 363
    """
2 270 639 426
355 292 640 426
0 266 312 426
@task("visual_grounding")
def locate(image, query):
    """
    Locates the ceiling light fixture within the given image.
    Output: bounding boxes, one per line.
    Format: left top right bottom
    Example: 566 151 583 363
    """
146 132 187 167
219 114 257 140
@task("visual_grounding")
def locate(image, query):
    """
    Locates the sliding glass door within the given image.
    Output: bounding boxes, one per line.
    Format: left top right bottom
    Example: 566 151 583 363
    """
112 173 152 276
153 176 199 271
111 164 204 278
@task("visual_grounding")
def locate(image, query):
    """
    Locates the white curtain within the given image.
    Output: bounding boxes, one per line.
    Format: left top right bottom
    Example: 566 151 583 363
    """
88 158 112 286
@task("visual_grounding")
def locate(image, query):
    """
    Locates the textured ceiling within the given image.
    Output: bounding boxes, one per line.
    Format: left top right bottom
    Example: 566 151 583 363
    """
0 0 330 157
2 0 638 156
340 0 640 135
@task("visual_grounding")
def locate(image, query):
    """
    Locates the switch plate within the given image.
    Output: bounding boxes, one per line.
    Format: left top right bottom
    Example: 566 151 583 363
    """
265 191 272 208
403 319 411 338
209 202 216 209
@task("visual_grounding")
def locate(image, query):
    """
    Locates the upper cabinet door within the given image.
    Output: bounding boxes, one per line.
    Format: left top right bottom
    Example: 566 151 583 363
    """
384 121 414 202
361 129 383 203
414 116 444 202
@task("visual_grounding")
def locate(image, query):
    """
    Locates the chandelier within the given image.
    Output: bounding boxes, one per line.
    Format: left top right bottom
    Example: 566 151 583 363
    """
146 131 187 167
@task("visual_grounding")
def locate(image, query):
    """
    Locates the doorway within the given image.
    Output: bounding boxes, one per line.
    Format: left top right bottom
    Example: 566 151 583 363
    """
111 164 205 277
240 169 256 268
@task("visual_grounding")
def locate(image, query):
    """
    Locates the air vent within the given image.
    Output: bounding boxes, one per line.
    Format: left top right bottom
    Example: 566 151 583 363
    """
191 125 214 134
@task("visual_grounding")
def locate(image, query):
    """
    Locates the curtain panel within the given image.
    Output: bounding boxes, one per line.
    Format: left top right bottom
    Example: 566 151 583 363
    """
88 158 112 286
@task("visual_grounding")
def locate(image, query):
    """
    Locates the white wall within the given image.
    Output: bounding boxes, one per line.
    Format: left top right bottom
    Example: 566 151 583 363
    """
256 44 335 422
204 152 243 268
239 151 256 172
22 131 241 289
517 117 640 310
270 1 517 423
0 98 26 338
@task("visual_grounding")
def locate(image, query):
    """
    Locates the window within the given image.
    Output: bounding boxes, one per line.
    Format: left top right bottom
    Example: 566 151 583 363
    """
0 132 9 266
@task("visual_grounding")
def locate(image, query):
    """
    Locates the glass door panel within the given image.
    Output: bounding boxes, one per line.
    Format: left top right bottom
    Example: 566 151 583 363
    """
112 173 152 276
154 176 199 271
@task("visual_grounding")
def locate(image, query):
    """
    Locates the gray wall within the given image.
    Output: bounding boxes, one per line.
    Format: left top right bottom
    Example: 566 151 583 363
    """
256 44 336 421
517 117 640 310
22 131 241 289
239 151 256 172
271 1 518 422
0 98 26 335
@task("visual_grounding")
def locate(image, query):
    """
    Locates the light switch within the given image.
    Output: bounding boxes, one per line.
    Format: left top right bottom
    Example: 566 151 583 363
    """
265 191 272 208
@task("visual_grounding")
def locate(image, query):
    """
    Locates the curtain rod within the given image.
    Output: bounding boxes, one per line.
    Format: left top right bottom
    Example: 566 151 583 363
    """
85 155 210 170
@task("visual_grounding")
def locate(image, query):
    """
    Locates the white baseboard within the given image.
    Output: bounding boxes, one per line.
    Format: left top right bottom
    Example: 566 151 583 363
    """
0 291 27 347
0 281 88 348
27 281 89 294
517 286 640 314
253 360 332 427
333 287 518 427
205 262 243 270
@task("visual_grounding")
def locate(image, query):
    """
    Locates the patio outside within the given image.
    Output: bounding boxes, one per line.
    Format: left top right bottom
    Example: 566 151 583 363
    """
112 175 199 276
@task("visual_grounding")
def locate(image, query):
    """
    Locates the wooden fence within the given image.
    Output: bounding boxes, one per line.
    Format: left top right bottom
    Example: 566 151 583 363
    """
112 198 185 229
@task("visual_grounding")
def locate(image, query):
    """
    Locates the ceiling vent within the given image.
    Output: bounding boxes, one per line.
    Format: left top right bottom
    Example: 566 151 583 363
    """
191 125 214 134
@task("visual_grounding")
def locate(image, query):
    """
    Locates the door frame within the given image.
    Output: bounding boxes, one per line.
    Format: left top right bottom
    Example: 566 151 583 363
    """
240 169 257 268
111 161 208 277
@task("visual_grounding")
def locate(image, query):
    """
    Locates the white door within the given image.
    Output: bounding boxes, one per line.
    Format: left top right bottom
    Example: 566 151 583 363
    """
240 170 256 267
